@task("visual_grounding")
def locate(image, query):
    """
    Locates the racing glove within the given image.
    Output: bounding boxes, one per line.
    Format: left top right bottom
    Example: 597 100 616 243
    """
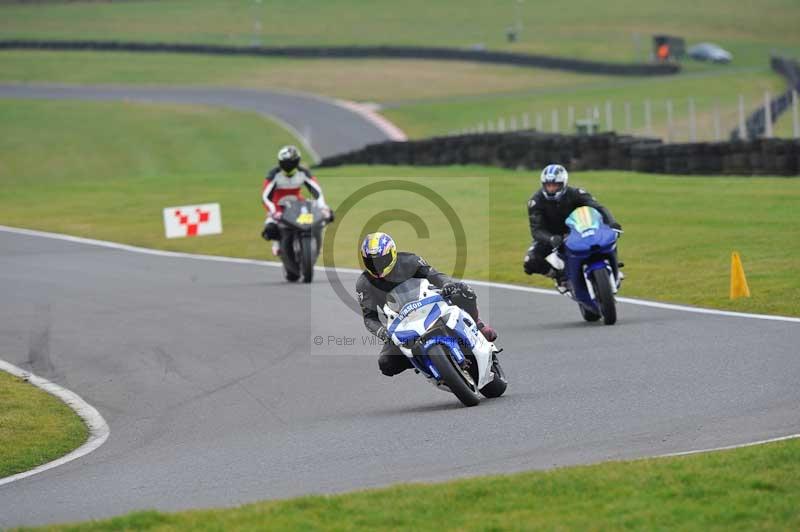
441 282 475 300
375 326 390 343
549 235 563 248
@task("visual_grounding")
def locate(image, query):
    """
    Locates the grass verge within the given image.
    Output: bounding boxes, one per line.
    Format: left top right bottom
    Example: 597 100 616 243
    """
0 370 88 479
1 100 798 317
22 438 800 531
0 50 790 141
1 0 798 66
0 50 611 103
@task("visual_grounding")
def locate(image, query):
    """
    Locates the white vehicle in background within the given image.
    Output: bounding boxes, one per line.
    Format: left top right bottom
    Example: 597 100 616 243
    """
688 43 733 64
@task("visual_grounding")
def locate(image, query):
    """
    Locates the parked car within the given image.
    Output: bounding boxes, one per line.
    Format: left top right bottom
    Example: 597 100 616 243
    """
688 43 733 63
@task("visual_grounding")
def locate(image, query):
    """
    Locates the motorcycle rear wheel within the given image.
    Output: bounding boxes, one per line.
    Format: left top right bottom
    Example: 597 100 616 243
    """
480 356 507 398
283 263 300 282
428 344 480 407
579 304 601 322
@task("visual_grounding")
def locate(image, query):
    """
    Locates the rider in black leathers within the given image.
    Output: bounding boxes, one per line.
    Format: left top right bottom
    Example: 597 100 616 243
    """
524 164 621 279
356 232 497 377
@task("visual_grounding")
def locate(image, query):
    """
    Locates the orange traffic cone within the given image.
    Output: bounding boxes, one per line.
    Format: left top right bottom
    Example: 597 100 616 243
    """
730 251 751 299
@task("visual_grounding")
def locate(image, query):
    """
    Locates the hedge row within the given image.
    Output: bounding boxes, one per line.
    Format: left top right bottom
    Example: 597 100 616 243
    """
0 40 680 76
318 132 800 176
732 56 800 140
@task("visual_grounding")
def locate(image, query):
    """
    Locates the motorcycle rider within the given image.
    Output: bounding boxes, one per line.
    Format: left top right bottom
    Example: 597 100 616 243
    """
356 232 498 377
261 145 333 256
523 164 622 281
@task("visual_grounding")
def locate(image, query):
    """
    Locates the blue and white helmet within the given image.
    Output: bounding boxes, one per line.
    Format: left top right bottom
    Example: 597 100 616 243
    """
540 164 569 201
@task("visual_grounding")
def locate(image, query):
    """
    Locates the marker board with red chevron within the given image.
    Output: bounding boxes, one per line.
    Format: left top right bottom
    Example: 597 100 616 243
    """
163 203 222 238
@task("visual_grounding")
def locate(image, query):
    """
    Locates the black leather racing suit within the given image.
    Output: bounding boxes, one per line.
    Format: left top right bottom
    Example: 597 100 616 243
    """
524 186 619 275
356 252 480 376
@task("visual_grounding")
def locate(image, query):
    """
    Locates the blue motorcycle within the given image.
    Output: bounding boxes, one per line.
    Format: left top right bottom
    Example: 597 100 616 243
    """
546 206 623 325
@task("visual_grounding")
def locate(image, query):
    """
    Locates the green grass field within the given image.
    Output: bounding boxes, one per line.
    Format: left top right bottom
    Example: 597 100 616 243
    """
0 370 88 479
2 99 798 316
21 438 800 531
2 5 798 528
1 0 798 66
0 50 613 103
2 0 798 141
0 51 789 142
383 67 787 139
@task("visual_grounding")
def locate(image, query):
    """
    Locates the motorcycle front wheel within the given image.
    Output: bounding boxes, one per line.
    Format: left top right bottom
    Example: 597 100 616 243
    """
591 268 617 325
427 344 480 407
300 235 316 283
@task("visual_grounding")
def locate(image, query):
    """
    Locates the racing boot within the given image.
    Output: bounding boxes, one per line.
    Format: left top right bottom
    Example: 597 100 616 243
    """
547 267 569 294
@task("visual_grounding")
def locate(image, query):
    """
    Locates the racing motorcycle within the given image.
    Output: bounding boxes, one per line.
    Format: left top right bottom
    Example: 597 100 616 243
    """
546 206 623 325
382 278 507 407
276 197 329 283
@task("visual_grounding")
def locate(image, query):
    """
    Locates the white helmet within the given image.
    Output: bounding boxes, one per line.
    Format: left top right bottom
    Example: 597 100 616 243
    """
277 145 301 174
540 164 568 201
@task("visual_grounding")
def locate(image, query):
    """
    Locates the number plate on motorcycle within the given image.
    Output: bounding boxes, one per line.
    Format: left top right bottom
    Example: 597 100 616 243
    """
296 213 314 225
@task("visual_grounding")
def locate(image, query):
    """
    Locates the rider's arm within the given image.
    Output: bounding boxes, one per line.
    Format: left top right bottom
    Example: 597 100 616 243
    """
356 279 385 337
528 198 554 244
262 169 279 215
415 255 452 289
300 168 327 207
575 188 618 226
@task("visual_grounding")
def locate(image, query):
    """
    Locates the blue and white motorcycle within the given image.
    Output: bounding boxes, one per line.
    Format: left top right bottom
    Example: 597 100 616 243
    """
382 278 507 407
546 206 623 325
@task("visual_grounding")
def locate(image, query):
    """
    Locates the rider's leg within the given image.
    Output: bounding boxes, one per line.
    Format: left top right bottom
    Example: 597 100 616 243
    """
447 286 498 342
378 342 413 377
523 242 554 276
262 218 282 255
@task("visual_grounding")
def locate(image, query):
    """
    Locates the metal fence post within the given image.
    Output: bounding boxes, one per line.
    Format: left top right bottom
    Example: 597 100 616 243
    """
738 94 747 140
688 98 696 142
605 100 613 131
665 99 673 143
644 99 652 136
713 101 721 141
522 113 530 130
624 101 632 132
764 91 773 138
552 109 559 133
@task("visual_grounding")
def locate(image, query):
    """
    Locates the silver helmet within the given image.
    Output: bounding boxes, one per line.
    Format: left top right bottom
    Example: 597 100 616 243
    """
540 164 569 201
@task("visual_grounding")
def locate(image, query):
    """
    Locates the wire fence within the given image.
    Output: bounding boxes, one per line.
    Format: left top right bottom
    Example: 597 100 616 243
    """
448 90 800 142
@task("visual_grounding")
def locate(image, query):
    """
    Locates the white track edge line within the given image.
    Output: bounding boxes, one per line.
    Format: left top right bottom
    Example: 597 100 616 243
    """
655 433 800 459
334 99 408 141
1 224 798 326
0 360 110 487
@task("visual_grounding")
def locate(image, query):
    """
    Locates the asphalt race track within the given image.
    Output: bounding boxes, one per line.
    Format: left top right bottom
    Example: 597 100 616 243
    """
0 84 396 159
1 228 798 527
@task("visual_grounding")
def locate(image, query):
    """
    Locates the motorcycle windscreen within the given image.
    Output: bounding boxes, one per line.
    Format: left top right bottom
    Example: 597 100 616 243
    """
565 206 602 234
384 278 425 313
282 200 320 228
565 206 616 253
